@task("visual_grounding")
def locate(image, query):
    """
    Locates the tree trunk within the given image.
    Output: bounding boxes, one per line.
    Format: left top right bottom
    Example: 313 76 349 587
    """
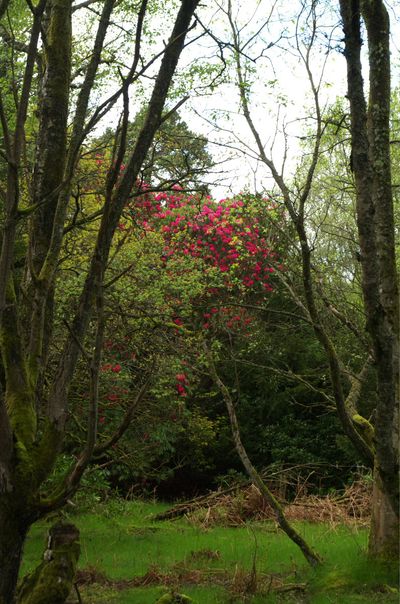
369 468 399 559
204 343 322 568
0 502 29 604
339 0 399 560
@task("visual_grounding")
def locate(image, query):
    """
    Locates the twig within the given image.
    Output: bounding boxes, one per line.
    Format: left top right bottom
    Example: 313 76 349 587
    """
74 582 83 603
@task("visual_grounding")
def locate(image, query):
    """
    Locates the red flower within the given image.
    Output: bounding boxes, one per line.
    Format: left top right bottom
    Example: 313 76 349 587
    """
111 364 122 373
176 384 187 397
176 373 188 383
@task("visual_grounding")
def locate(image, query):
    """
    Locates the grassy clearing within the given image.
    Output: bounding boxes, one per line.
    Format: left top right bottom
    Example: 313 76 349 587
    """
22 500 398 603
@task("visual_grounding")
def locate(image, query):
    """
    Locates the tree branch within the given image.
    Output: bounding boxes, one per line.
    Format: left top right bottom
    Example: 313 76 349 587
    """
203 341 322 567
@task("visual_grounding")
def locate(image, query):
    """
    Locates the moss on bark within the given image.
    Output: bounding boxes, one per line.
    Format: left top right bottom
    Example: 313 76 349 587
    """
352 414 375 452
16 522 80 604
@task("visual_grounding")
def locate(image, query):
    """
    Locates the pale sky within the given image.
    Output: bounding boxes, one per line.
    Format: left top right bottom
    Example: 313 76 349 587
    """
179 0 399 198
77 0 400 199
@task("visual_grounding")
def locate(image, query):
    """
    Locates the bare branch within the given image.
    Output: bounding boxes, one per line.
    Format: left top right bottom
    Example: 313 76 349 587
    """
93 377 150 456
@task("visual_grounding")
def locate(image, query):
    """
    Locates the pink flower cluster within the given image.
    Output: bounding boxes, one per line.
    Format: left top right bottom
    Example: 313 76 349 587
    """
175 372 188 397
127 188 277 295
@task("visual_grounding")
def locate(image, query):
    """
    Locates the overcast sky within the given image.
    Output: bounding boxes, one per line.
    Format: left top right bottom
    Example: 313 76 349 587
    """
178 0 400 198
79 0 400 200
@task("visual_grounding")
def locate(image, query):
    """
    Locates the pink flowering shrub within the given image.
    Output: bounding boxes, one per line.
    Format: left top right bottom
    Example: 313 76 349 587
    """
97 185 283 402
126 186 278 295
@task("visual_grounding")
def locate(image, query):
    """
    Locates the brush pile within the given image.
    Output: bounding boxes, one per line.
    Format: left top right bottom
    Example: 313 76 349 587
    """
154 476 372 528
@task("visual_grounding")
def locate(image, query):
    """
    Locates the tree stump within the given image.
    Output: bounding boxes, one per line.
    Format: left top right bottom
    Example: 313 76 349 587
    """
17 522 80 604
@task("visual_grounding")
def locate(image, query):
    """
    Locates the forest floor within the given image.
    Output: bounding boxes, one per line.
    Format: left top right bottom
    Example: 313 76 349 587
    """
22 498 399 603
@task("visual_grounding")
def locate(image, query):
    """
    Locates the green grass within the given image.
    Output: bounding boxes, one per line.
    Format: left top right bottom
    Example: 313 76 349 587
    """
21 500 399 603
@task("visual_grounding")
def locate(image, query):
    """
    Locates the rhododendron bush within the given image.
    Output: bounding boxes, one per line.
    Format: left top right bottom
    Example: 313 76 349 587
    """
65 185 284 489
120 185 282 328
97 187 284 409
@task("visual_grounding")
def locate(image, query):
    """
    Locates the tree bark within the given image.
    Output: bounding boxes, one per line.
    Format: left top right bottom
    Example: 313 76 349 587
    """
369 467 399 559
0 500 29 604
338 0 399 558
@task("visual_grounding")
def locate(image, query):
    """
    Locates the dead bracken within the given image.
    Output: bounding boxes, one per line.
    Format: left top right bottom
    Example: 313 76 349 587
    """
154 477 372 529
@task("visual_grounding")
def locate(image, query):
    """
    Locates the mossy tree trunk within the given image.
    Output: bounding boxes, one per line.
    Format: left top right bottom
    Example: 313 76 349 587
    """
339 0 399 559
0 0 200 600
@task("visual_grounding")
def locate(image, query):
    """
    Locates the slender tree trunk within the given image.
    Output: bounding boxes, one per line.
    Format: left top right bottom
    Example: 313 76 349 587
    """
204 343 322 568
